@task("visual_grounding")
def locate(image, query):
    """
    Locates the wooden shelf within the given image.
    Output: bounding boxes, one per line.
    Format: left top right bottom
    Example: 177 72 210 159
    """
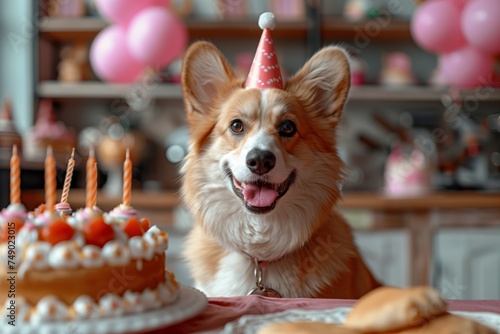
322 17 411 41
37 81 182 99
37 81 500 103
38 16 310 41
38 16 413 41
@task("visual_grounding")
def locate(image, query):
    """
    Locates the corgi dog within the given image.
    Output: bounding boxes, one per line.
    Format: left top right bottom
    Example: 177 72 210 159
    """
180 40 380 299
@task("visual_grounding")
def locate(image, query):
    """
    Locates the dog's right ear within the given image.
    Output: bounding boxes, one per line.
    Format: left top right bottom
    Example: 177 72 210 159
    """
181 41 237 116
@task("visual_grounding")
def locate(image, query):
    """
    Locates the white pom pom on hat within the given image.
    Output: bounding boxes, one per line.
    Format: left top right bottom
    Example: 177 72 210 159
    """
245 12 283 90
258 12 277 31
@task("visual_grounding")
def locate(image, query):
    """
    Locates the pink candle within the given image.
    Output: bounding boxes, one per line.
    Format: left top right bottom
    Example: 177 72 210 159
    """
45 146 56 213
10 145 21 205
122 148 132 207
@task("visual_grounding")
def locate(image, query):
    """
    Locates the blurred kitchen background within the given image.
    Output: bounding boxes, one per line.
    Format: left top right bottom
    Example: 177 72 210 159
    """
0 0 499 299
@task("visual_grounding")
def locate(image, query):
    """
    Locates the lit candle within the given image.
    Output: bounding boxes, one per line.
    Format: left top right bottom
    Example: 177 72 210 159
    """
122 148 132 207
86 147 97 209
45 146 56 213
60 148 75 204
10 145 21 205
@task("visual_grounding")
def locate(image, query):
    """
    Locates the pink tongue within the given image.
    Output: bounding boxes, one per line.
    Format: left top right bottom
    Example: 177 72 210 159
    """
243 183 278 207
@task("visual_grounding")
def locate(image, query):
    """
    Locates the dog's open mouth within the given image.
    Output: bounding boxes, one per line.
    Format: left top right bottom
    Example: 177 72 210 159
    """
227 169 296 214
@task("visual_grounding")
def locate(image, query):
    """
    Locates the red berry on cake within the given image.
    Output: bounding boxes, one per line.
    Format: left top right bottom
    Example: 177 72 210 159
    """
140 217 150 231
122 217 144 238
83 217 115 248
0 218 24 243
39 220 75 245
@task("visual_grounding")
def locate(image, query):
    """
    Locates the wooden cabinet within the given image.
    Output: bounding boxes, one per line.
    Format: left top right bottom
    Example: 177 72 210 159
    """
434 228 500 300
355 230 410 287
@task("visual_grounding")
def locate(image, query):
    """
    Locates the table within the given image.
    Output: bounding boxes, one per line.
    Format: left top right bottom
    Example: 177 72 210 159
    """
158 295 500 334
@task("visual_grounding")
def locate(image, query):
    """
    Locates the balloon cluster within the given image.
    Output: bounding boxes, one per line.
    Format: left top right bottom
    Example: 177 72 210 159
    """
90 0 188 84
411 0 499 88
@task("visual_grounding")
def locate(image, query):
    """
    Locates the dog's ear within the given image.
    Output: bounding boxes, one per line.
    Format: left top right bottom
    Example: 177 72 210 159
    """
182 41 238 116
286 46 351 125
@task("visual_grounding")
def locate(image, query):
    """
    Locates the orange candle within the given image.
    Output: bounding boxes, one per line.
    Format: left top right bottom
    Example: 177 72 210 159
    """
60 148 75 204
122 148 132 207
86 146 97 209
45 146 56 213
10 145 21 205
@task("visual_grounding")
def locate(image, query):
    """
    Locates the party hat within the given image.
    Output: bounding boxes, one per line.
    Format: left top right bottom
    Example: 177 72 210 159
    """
245 12 283 90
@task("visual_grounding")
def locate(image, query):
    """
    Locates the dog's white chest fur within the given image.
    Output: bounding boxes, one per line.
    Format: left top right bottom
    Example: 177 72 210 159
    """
196 252 255 296
194 252 320 298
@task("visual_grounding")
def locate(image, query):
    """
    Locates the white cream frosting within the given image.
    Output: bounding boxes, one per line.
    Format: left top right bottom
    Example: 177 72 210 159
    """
141 288 162 311
31 296 68 323
123 291 144 313
102 241 130 267
0 203 28 223
18 242 52 278
33 210 60 226
105 204 137 223
74 207 103 225
16 280 179 322
143 226 169 254
81 245 105 268
99 293 124 317
128 236 154 261
73 295 98 319
3 296 31 323
16 226 39 249
48 241 80 269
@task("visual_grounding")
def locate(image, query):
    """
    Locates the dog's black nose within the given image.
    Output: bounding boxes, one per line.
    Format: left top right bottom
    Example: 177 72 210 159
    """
246 149 276 175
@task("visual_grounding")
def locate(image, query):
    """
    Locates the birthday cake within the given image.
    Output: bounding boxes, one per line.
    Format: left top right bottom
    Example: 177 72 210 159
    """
0 147 180 323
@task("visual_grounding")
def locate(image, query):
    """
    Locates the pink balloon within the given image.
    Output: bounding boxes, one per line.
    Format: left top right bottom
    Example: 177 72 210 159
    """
127 7 188 68
462 0 500 54
445 0 471 10
90 25 145 83
440 47 494 88
411 0 466 53
95 0 171 26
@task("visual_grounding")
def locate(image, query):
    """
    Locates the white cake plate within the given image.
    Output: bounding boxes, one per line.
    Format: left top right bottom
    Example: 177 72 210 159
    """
2 285 207 334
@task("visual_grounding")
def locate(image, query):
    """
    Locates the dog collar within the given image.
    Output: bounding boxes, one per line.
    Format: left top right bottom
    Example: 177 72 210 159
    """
247 257 282 298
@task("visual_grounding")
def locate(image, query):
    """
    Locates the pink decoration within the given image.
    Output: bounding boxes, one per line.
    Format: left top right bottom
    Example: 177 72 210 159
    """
461 0 500 55
448 0 471 10
411 0 466 53
90 25 145 84
440 47 494 88
126 7 188 68
95 0 171 26
246 28 283 90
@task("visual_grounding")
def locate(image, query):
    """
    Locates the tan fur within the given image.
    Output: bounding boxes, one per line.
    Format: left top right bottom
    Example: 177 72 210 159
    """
181 41 380 298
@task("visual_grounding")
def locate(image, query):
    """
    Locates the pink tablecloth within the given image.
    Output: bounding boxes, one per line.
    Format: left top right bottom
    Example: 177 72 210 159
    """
158 296 500 334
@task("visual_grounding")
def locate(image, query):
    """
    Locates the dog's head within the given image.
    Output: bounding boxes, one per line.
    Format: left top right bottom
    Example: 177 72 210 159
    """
181 41 350 259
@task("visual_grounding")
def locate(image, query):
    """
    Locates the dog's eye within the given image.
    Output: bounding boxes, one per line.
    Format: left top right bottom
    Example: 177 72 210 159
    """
278 120 297 137
230 120 244 134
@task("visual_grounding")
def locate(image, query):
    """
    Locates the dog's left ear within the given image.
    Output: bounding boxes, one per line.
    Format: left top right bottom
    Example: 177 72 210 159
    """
286 46 351 124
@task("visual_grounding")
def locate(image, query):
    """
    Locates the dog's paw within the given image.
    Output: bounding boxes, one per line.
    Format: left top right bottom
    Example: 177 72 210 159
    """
257 321 359 334
344 286 447 332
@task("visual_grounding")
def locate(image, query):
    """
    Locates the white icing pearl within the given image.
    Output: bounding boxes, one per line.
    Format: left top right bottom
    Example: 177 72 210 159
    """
81 245 105 268
3 296 31 323
15 227 38 249
73 295 98 319
32 296 68 322
48 241 80 269
99 293 123 317
19 242 52 278
144 226 168 254
102 241 130 266
128 236 154 261
123 291 144 314
142 288 162 311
